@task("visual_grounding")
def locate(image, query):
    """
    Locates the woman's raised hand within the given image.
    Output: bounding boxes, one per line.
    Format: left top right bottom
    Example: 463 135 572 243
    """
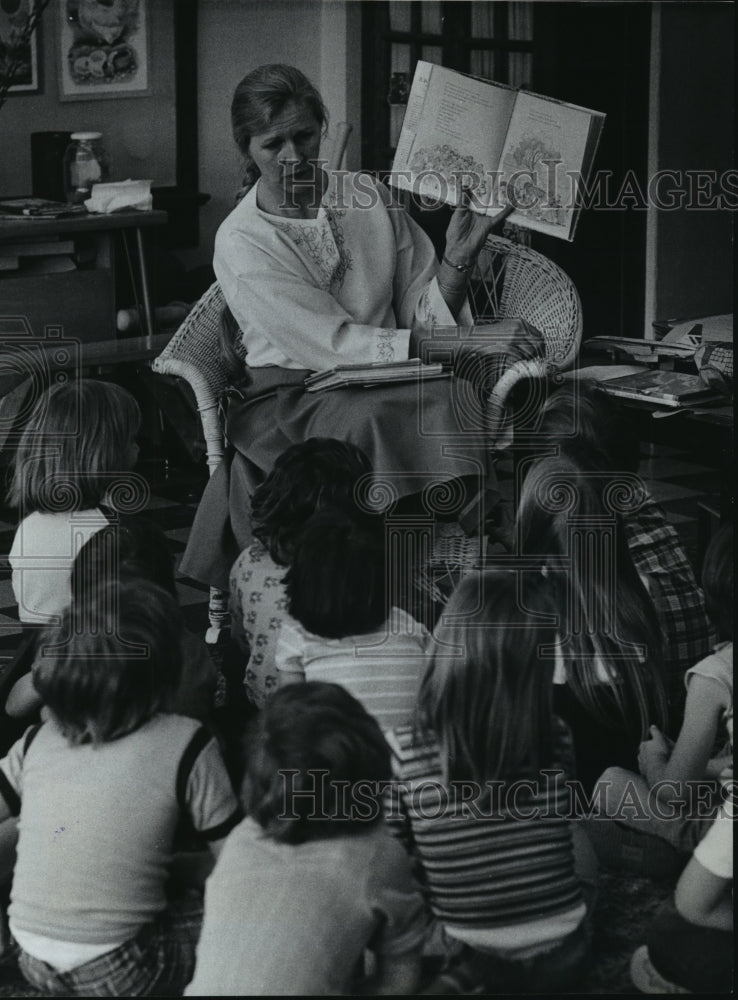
443 189 514 267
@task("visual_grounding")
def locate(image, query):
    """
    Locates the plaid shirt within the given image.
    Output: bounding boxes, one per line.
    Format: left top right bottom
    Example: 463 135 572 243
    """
624 493 716 721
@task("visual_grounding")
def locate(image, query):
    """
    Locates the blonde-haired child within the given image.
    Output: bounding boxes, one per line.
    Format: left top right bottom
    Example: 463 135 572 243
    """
7 378 141 625
386 570 597 994
3 379 142 729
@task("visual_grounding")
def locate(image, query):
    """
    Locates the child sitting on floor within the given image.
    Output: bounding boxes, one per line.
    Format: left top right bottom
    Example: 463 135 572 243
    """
516 452 668 791
629 712 733 994
1 379 142 756
0 578 241 997
534 379 715 732
594 521 733 864
6 515 218 728
6 379 141 626
385 569 598 995
228 437 372 708
276 508 429 730
186 682 428 996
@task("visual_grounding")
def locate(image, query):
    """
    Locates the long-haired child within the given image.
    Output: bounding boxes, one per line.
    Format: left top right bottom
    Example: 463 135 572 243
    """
385 570 597 995
7 379 141 625
186 682 428 996
534 379 715 732
516 452 668 791
276 507 429 730
1 380 142 749
0 578 240 997
229 437 372 708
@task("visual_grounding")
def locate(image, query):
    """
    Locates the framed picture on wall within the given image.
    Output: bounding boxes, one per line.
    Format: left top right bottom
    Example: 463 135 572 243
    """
0 0 41 95
58 0 149 101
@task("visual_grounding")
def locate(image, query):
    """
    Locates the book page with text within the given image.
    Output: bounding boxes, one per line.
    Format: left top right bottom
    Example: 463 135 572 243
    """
391 62 515 212
498 91 596 238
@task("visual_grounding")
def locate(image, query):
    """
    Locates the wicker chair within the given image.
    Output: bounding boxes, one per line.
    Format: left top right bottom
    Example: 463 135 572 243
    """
152 282 230 640
153 234 581 638
469 233 583 441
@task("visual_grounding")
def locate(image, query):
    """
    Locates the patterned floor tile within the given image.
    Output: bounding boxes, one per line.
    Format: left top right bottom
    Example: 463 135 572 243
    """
646 481 704 504
142 496 180 510
638 457 716 480
176 581 212 608
165 526 196 545
0 579 15 608
0 613 22 634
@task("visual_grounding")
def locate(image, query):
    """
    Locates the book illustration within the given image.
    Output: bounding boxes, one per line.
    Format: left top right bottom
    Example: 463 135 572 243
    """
391 61 605 241
502 133 567 228
497 90 594 236
408 145 492 202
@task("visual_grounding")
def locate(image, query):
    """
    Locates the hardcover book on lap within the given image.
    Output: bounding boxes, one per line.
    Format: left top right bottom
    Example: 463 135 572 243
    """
304 359 448 392
390 61 605 241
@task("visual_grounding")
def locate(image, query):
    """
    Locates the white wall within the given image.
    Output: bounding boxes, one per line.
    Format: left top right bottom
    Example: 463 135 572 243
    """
181 0 359 271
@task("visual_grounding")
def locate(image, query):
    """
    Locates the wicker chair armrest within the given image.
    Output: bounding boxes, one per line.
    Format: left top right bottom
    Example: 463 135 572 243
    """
486 357 551 442
152 355 225 474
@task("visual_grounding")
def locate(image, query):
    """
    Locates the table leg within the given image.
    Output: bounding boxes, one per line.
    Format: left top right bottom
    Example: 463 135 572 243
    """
134 227 156 338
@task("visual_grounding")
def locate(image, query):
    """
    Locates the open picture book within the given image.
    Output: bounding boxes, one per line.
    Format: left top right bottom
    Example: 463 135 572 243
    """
390 61 605 241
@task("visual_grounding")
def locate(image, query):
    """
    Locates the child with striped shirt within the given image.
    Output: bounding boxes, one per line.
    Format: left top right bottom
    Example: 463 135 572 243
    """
276 507 429 730
385 569 598 994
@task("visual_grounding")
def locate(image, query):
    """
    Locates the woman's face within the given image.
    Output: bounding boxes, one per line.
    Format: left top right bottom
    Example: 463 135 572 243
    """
248 101 322 204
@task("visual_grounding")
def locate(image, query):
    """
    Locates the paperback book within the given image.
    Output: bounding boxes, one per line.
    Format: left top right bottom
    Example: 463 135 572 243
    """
304 358 448 392
390 61 605 241
597 369 721 407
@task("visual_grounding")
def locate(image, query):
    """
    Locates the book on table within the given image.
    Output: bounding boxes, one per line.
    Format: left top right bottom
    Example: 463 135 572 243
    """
389 61 606 241
0 198 87 219
304 358 448 392
596 369 722 407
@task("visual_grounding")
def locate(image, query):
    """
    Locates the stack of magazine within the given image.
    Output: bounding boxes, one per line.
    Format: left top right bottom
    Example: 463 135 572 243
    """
304 358 448 392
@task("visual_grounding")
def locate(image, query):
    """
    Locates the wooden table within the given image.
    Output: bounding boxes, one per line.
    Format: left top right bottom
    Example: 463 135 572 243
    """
1 330 171 370
0 209 167 340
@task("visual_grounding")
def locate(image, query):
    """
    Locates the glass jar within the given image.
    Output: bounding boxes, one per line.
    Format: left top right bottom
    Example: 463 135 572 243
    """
63 132 110 205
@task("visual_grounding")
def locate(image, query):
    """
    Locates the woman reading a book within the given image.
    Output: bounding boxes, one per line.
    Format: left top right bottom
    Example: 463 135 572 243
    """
181 63 542 590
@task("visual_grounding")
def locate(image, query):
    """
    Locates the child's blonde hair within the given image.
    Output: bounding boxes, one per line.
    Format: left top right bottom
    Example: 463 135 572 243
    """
7 379 141 513
419 570 558 785
517 453 667 737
